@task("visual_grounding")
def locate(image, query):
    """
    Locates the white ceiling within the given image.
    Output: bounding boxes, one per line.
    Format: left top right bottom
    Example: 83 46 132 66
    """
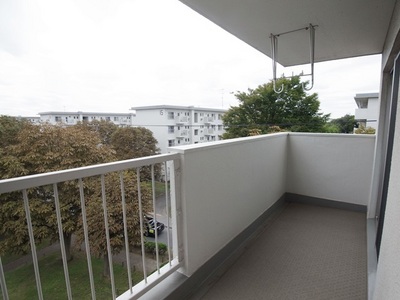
179 0 396 66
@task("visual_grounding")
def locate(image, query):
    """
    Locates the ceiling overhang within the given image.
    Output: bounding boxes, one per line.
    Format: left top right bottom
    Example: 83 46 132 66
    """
179 0 395 67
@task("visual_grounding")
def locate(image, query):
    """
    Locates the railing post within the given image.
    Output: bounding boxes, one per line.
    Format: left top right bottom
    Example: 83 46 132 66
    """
169 157 184 263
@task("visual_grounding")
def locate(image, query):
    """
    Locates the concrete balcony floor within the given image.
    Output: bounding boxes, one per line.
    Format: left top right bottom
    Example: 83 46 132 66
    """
194 202 367 300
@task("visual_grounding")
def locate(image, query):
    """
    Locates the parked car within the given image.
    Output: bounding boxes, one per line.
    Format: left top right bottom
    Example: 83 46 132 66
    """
144 216 165 237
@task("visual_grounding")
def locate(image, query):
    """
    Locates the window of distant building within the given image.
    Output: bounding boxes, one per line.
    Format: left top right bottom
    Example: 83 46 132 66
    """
168 126 175 133
194 113 198 123
168 140 175 147
168 112 174 119
194 129 199 135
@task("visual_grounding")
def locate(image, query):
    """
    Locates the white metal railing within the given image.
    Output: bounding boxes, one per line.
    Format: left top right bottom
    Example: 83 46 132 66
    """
0 153 182 300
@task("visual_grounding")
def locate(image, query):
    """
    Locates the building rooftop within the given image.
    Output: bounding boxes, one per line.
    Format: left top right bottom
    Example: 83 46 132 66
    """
38 111 135 116
130 105 227 112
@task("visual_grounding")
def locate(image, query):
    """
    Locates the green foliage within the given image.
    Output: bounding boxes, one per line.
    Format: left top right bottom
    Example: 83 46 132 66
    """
331 114 356 133
0 115 30 148
0 121 161 278
355 125 376 134
0 124 116 257
76 119 119 145
222 77 329 139
110 127 159 160
144 241 167 255
322 123 340 133
111 127 161 180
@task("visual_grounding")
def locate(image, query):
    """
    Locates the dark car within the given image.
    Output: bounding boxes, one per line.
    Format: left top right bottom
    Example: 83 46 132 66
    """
144 216 165 237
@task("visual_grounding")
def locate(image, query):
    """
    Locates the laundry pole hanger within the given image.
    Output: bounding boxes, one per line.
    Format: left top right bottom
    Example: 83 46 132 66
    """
270 24 317 94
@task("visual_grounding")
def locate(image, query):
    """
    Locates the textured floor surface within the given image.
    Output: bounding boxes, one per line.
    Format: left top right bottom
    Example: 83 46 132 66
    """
199 202 367 300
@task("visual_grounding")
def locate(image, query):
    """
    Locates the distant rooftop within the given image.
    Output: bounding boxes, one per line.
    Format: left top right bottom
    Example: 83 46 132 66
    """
354 93 379 99
39 111 135 116
130 105 227 113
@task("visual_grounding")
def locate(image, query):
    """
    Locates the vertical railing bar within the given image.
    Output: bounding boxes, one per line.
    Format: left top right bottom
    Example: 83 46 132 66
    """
169 159 181 262
53 183 72 300
119 172 133 293
0 256 9 300
151 165 160 273
164 161 172 265
101 175 116 299
136 168 148 283
78 179 96 300
22 189 44 300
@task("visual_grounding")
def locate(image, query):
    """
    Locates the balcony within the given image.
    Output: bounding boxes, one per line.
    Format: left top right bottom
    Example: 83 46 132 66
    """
175 116 188 124
0 133 375 299
176 129 189 138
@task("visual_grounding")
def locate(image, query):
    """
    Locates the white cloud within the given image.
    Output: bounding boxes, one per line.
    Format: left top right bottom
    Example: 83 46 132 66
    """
0 0 381 118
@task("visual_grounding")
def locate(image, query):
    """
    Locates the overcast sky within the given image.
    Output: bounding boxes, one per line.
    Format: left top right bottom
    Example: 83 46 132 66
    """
0 0 381 119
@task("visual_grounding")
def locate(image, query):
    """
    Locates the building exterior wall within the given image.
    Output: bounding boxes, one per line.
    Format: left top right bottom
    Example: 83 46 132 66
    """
38 111 135 127
131 105 226 154
354 93 380 130
373 1 400 298
18 116 41 124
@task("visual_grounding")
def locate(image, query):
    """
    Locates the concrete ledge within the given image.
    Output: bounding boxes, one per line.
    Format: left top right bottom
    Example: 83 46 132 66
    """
285 193 367 212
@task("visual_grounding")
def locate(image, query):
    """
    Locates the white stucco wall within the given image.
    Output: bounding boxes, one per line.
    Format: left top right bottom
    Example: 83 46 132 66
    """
373 96 400 298
170 133 288 276
169 132 376 277
373 2 400 295
287 133 375 206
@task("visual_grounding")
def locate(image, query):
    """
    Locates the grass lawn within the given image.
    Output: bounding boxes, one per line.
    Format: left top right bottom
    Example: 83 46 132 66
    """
5 252 143 299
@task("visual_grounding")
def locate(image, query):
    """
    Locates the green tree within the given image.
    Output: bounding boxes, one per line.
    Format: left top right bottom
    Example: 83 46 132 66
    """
0 115 30 148
222 77 329 138
111 127 160 180
111 127 159 160
0 124 115 259
76 171 152 278
322 122 340 133
331 114 356 133
76 120 119 145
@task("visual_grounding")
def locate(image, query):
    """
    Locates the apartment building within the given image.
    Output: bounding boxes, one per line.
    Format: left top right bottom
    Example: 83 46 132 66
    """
38 111 135 127
130 105 227 153
354 93 380 130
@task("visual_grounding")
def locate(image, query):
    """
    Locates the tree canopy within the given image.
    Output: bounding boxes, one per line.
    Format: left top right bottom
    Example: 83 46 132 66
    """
0 120 159 270
0 123 116 258
222 77 330 138
330 114 356 133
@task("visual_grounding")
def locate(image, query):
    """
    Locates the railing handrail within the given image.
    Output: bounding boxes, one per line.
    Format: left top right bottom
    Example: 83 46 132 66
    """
0 152 180 194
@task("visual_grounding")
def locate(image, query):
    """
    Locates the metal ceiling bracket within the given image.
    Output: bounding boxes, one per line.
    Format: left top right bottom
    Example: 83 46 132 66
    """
270 24 317 94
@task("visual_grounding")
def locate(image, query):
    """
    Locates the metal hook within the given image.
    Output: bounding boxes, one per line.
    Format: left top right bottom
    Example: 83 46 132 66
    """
302 24 315 91
270 34 284 93
270 24 317 93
